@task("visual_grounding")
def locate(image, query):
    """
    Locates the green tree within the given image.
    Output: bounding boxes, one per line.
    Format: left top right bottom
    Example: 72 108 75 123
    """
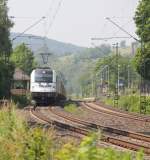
0 60 14 98
133 43 150 80
0 0 14 98
134 0 150 43
134 0 150 80
11 43 37 75
0 0 13 60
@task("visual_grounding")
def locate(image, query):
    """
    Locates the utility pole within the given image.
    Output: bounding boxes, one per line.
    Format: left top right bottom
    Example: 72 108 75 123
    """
127 65 130 89
139 14 147 114
107 66 110 95
113 43 119 107
91 77 94 97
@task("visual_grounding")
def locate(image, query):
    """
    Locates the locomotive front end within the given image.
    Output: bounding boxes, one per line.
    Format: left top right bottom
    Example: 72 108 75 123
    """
30 68 57 104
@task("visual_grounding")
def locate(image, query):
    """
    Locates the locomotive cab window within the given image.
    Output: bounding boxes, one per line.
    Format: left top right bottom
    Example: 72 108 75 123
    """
35 70 53 83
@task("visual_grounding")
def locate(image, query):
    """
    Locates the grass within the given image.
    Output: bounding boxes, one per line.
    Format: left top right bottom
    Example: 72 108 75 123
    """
64 103 78 113
103 94 150 114
64 102 87 116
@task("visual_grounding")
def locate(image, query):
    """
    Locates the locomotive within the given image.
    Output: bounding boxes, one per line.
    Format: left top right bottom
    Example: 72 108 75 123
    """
30 67 66 104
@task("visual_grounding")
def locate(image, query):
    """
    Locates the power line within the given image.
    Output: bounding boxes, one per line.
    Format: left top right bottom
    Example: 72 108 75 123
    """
44 0 55 37
12 35 43 40
112 19 133 37
45 0 55 18
46 0 63 36
108 16 133 19
12 16 46 41
106 17 139 42
91 37 131 41
9 16 44 19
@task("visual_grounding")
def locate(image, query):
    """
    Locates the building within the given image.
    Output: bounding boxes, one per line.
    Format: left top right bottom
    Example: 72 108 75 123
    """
11 68 30 96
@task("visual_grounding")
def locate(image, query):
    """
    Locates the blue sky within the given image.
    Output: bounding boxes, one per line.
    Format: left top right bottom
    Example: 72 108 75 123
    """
8 0 139 47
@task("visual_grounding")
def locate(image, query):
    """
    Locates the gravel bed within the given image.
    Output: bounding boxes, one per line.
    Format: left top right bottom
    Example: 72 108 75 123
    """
51 105 150 133
96 101 150 120
39 108 87 128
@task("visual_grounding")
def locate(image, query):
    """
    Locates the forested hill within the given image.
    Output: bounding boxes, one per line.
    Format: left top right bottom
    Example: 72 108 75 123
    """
11 33 86 56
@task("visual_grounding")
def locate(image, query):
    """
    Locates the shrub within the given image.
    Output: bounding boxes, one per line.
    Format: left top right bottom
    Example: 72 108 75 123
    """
0 104 54 160
64 103 78 113
12 95 30 108
56 132 144 160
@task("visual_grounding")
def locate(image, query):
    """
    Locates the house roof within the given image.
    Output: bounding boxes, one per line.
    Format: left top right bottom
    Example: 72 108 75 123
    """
13 68 30 81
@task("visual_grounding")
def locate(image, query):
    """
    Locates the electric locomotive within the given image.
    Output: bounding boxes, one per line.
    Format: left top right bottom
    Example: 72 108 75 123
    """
30 67 66 104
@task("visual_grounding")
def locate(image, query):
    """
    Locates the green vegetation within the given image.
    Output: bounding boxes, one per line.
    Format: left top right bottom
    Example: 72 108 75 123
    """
0 0 14 99
56 133 144 160
0 60 14 98
134 0 150 43
0 105 55 160
0 103 144 160
104 95 150 114
64 102 85 115
11 43 37 75
64 103 78 113
134 0 150 80
12 95 31 108
0 0 13 59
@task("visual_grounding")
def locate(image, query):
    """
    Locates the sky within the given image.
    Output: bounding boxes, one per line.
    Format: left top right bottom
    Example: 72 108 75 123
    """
8 0 139 47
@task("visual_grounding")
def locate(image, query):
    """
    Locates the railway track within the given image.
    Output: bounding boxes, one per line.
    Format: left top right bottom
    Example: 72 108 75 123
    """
82 102 150 122
30 106 150 154
50 107 150 143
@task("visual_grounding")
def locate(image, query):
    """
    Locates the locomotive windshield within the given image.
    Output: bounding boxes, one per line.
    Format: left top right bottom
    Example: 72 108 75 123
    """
35 70 53 83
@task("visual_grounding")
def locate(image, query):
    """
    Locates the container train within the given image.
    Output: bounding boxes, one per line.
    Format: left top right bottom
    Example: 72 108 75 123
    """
30 67 66 105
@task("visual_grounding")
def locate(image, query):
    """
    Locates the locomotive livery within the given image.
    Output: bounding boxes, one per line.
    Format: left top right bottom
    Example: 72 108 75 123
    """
30 67 66 104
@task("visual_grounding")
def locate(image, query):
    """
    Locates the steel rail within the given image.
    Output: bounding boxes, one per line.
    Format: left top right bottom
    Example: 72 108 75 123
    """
30 107 150 154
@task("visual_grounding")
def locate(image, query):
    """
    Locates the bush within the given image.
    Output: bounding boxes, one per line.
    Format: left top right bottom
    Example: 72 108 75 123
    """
12 95 30 108
0 104 54 160
56 132 144 160
64 103 78 113
104 95 150 114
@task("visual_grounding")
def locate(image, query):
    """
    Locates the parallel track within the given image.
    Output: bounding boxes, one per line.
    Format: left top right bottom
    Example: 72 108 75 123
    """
50 107 150 143
82 102 150 122
30 107 150 154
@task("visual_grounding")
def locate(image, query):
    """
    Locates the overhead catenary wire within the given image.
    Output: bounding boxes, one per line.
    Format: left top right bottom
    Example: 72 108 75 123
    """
92 37 131 41
105 17 139 42
46 0 63 36
45 0 55 22
12 16 46 41
112 19 133 37
9 16 44 20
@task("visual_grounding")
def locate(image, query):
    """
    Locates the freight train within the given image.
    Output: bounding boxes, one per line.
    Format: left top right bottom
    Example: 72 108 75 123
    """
30 67 66 105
